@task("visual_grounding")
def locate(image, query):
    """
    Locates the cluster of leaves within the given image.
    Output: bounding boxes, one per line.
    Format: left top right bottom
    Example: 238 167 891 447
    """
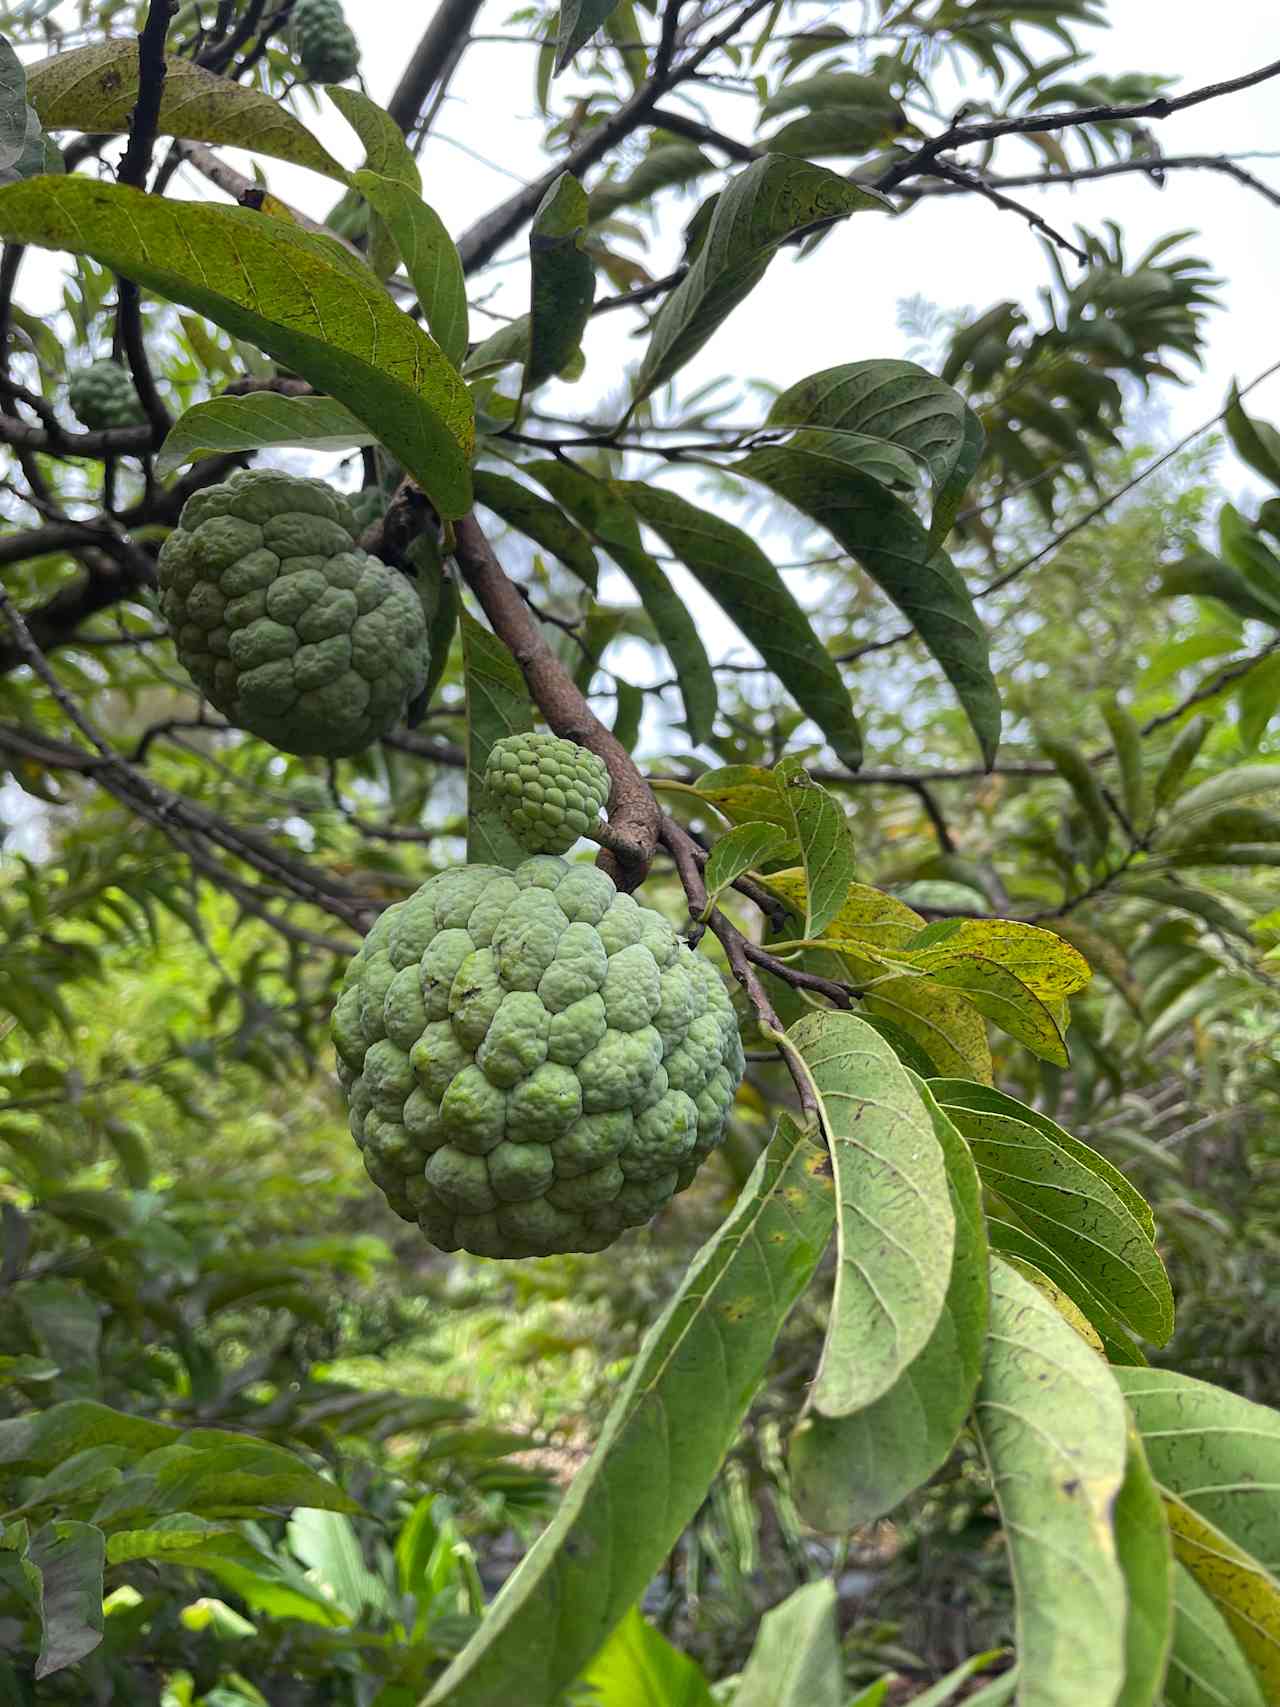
2 0 1280 1703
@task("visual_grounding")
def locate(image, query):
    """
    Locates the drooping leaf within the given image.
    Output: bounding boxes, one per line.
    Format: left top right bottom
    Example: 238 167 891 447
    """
737 434 1000 765
936 1092 1173 1345
633 157 890 404
473 469 598 589
985 1212 1148 1367
702 822 790 911
29 1520 106 1679
1165 1562 1265 1707
0 178 475 517
997 1253 1105 1351
89 1439 356 1526
731 1580 843 1707
929 1080 1153 1239
1040 734 1113 849
616 482 863 768
527 172 595 392
1225 381 1280 490
1152 715 1211 808
462 613 536 870
523 463 717 743
1114 1368 1280 1574
774 758 856 939
156 394 373 476
689 765 796 836
424 1113 835 1707
1100 695 1152 831
352 171 469 368
577 1605 716 1707
767 360 983 543
0 35 26 169
1158 552 1280 626
556 0 628 72
974 1259 1130 1707
1237 653 1280 751
789 1079 987 1526
26 42 348 182
788 1012 953 1418
325 84 419 186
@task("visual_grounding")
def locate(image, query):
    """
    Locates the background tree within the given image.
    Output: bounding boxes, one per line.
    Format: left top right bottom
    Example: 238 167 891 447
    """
3 1 1280 1702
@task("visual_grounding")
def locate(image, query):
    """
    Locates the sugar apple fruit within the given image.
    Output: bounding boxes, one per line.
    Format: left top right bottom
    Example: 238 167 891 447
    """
156 469 429 757
68 360 144 431
485 733 611 855
292 0 360 82
333 855 746 1258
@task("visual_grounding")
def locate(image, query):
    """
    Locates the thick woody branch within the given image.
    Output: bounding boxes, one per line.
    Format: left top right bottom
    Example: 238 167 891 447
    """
451 513 661 886
386 0 487 134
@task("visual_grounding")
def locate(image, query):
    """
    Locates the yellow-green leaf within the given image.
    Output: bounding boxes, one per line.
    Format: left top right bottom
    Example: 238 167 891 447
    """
27 43 347 182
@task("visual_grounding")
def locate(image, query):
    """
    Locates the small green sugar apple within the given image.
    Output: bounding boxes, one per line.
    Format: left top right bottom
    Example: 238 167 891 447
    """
333 855 746 1258
68 360 144 431
485 733 611 855
292 0 360 82
156 469 429 757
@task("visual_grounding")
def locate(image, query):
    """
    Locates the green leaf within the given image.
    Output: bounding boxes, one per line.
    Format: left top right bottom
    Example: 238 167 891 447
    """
702 822 789 911
577 1605 716 1707
1114 1368 1280 1575
787 1012 953 1417
1237 653 1280 751
1100 696 1151 830
556 0 627 72
287 1509 393 1620
1040 735 1112 849
1226 381 1280 490
615 482 863 768
90 1441 356 1527
14 1446 126 1516
0 177 475 518
29 1520 105 1679
789 1080 987 1527
352 171 469 369
26 42 348 182
901 952 1067 1066
1159 553 1280 626
0 36 26 169
325 84 418 186
774 758 855 939
929 1080 1153 1241
985 1213 1148 1367
731 1580 843 1707
907 1654 1015 1707
1172 762 1280 819
156 394 373 476
461 612 536 870
527 173 594 392
473 469 597 590
1165 1562 1266 1707
936 1092 1173 1345
423 1113 836 1707
737 435 1000 766
1153 716 1211 809
1113 1426 1174 1707
524 464 716 743
690 765 795 836
767 360 983 544
633 158 890 404
974 1259 1129 1707
0 1401 176 1472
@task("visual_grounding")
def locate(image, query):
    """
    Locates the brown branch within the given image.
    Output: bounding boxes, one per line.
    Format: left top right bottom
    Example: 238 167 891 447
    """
922 160 1090 264
877 56 1280 192
386 0 486 135
0 548 156 677
0 403 155 460
896 153 1280 210
451 512 661 885
647 105 760 162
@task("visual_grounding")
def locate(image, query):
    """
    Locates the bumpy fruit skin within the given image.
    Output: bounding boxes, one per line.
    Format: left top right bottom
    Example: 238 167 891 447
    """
156 469 429 757
333 855 745 1258
485 733 611 855
68 360 144 431
292 0 360 82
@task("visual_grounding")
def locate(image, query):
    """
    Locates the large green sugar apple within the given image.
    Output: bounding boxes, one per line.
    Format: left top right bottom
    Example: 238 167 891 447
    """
292 0 360 82
156 469 429 757
484 732 611 855
68 360 144 431
333 855 746 1258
